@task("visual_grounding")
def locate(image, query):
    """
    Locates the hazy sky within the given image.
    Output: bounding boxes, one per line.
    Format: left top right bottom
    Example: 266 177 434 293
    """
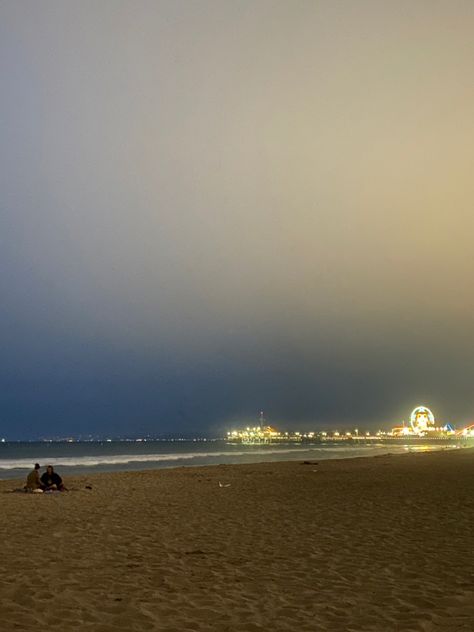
1 1 473 438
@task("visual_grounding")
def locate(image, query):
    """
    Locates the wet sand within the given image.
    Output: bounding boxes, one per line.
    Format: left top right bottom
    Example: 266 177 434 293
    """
0 448 473 631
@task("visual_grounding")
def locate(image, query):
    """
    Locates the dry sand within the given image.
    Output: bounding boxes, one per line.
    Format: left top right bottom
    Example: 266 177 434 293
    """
0 448 473 631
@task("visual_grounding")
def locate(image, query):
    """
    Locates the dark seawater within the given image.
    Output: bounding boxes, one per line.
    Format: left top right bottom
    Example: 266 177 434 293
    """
0 440 452 480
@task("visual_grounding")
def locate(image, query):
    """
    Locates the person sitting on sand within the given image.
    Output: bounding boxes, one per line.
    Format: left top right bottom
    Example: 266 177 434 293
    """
40 465 66 491
25 463 42 491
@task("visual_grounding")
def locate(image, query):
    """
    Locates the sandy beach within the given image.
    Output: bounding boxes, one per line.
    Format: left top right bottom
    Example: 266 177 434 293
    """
0 448 473 631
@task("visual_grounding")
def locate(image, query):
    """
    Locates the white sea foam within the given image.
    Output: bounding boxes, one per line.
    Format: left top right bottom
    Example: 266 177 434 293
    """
0 444 393 470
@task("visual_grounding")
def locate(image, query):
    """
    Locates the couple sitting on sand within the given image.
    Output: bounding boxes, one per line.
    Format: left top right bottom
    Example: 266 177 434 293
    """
25 463 66 493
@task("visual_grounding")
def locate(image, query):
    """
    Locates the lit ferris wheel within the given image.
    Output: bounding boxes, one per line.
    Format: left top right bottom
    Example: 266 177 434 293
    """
409 406 435 434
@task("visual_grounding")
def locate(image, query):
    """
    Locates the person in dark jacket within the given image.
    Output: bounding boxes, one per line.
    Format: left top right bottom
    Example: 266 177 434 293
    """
40 465 66 491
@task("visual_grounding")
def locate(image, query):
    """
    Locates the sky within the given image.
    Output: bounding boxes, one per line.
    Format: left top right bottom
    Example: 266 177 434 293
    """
1 0 473 439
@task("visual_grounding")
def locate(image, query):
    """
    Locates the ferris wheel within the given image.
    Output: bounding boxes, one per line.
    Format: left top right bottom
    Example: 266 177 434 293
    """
409 406 435 433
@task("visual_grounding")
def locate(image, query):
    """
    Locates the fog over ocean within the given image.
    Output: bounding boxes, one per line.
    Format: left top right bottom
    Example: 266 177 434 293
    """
2 2 474 439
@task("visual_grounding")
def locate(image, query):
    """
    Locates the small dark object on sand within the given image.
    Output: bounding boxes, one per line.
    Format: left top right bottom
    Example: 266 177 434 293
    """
302 461 319 465
85 485 92 490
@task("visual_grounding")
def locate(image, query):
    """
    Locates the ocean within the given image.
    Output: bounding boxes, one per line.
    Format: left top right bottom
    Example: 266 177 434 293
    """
0 439 452 481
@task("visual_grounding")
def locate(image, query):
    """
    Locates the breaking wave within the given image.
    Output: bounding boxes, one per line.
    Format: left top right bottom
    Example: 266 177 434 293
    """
0 444 389 472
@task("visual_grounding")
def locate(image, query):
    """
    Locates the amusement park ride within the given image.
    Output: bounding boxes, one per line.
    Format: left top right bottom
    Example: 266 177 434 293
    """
390 405 455 438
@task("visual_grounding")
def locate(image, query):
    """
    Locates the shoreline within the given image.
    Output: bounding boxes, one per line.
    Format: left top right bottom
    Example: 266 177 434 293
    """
0 440 464 482
1 447 473 630
1 441 467 488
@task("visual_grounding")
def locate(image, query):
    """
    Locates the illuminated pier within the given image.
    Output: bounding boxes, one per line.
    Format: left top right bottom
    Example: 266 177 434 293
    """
226 426 309 444
227 406 474 445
